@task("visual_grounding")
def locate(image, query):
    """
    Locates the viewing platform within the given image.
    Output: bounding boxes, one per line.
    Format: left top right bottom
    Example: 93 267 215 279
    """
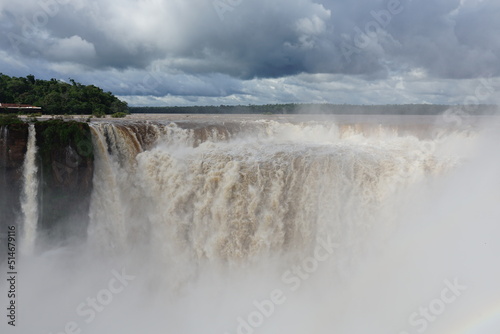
0 103 42 112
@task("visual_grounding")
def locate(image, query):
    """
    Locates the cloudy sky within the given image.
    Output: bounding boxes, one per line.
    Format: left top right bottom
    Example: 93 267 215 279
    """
0 0 499 106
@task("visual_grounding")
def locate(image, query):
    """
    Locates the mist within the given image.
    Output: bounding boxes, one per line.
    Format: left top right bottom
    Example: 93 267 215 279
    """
1 115 499 334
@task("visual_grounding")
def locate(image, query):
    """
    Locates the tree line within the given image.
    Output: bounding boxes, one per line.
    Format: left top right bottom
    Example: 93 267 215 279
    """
0 73 128 116
130 103 499 115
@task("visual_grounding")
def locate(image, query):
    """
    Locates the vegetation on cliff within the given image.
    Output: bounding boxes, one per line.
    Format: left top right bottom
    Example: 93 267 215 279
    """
36 119 93 170
0 73 128 116
0 114 24 126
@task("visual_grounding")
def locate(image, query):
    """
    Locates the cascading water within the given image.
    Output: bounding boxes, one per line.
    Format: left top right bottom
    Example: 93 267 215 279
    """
20 123 38 255
2 116 499 334
84 120 460 281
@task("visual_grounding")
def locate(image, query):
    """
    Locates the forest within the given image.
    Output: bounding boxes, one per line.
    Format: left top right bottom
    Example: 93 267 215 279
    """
130 103 499 115
0 73 128 116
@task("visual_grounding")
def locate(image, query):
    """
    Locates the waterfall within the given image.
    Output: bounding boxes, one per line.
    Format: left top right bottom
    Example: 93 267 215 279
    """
20 124 39 255
7 116 498 334
86 120 458 268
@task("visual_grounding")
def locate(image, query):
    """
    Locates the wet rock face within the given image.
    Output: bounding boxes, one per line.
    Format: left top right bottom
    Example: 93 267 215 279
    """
0 124 28 235
0 121 94 247
0 124 28 176
34 121 94 240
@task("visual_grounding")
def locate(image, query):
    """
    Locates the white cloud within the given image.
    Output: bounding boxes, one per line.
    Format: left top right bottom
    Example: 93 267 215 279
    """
44 35 96 62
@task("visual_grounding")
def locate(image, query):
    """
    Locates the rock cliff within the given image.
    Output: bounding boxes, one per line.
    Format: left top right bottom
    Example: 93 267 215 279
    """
0 120 94 247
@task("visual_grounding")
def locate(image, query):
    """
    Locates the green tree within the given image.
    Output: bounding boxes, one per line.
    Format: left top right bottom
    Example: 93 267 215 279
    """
0 73 129 115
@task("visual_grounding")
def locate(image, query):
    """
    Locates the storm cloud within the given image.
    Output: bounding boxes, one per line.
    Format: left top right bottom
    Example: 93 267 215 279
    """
0 0 499 105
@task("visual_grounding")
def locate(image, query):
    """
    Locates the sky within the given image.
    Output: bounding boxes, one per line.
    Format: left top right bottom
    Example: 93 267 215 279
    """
0 0 499 106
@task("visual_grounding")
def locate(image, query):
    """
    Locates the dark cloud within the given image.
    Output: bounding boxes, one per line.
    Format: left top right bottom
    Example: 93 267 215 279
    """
0 0 498 104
